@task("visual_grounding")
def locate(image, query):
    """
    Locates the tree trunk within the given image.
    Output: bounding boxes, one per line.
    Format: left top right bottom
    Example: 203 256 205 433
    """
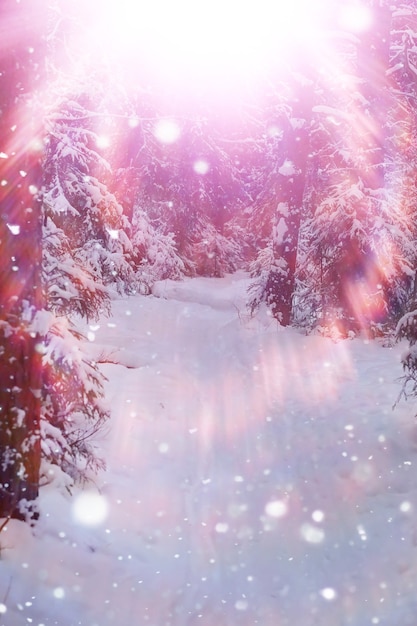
0 0 46 520
266 76 313 325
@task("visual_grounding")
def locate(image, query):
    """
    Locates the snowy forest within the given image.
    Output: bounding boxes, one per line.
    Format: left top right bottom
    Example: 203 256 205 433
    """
3 0 417 624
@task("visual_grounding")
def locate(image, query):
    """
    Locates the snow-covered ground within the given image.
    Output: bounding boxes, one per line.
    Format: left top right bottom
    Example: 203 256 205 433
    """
1 272 417 626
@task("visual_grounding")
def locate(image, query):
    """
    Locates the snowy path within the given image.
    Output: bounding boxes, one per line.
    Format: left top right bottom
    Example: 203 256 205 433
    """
1 273 417 625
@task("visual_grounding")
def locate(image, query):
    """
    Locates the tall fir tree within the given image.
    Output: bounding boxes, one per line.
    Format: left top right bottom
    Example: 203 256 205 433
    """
247 72 314 324
296 1 406 334
40 84 138 483
0 0 46 519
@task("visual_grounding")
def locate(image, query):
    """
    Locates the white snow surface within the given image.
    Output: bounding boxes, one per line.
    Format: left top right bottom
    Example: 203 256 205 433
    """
1 272 417 625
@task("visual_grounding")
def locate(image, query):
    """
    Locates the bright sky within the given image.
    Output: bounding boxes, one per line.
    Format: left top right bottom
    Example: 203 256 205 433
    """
0 0 377 110
84 0 375 101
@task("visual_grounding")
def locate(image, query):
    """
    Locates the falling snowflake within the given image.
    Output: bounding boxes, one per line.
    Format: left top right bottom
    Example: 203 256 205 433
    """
72 491 109 527
265 499 288 518
300 523 325 544
320 587 337 601
6 224 20 235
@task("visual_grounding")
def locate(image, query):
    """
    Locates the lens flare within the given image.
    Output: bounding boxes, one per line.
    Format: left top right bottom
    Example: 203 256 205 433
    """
153 119 181 144
193 159 210 175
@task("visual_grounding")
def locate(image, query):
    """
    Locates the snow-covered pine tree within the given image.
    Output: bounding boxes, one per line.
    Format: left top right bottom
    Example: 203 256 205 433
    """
44 95 137 297
191 218 242 277
39 309 109 483
387 2 417 403
298 2 401 335
246 74 314 325
41 203 110 483
131 209 185 294
39 85 142 484
117 110 247 278
37 0 141 491
382 1 417 318
240 102 289 251
0 0 46 520
396 308 417 404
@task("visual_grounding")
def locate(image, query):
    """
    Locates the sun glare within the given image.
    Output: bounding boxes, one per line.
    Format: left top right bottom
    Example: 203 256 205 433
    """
338 4 374 33
92 0 333 91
